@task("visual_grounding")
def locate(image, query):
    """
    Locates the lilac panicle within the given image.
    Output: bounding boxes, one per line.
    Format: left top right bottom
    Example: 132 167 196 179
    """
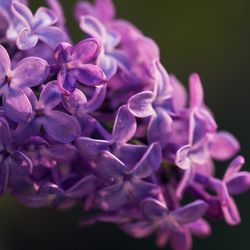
0 1 249 250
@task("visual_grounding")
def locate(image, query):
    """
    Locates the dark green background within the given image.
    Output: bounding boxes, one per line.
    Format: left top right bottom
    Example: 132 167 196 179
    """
1 0 250 249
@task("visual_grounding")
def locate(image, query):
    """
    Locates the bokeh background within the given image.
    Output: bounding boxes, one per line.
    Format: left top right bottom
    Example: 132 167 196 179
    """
1 0 250 249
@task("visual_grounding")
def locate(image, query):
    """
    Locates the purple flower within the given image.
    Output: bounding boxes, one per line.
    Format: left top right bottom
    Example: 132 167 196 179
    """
14 82 81 143
11 1 68 50
0 117 32 195
94 142 162 211
54 38 106 95
0 44 49 123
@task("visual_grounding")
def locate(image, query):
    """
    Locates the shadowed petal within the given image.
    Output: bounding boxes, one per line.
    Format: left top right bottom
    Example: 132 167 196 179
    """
43 111 80 143
132 142 162 178
128 91 155 118
171 200 208 224
226 172 250 195
71 38 100 63
12 56 49 87
171 230 192 250
3 86 32 124
0 118 11 148
209 132 240 160
141 198 167 220
0 158 10 195
122 221 153 238
57 68 76 95
12 150 33 176
112 105 136 144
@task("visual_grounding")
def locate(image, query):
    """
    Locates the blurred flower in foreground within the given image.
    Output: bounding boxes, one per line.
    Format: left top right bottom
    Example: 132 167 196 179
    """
0 1 249 250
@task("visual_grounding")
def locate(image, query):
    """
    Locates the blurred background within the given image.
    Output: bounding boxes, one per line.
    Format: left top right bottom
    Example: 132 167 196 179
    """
1 0 250 249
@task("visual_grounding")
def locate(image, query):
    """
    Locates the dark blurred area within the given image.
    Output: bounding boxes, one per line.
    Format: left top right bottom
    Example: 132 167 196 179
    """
1 0 250 249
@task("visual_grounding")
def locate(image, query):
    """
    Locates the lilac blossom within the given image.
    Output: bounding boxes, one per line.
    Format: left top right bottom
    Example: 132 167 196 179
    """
54 38 106 95
0 1 249 249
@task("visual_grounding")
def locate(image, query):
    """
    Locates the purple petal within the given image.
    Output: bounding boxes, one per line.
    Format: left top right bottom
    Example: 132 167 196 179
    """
97 53 117 80
39 81 61 109
226 172 250 195
16 27 38 50
57 68 76 95
0 159 10 195
188 219 211 237
111 105 137 144
147 109 173 147
74 64 106 86
209 132 240 160
122 221 153 238
171 230 192 250
79 15 106 40
12 56 49 87
34 7 58 27
11 1 33 28
128 91 155 118
223 156 245 181
171 200 208 224
75 137 109 160
141 198 167 220
221 197 241 225
95 151 128 180
43 111 80 143
3 86 32 124
45 0 64 26
0 45 11 81
71 38 100 63
110 49 131 74
189 73 204 107
54 42 72 64
98 182 126 211
0 118 11 148
11 150 33 176
95 0 115 21
132 142 162 178
65 175 95 198
37 26 68 49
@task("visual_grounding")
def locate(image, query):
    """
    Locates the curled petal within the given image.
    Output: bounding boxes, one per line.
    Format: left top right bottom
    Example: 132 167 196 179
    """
74 64 106 86
128 91 155 118
209 132 240 160
71 38 100 63
34 7 58 27
12 56 49 87
171 200 208 224
3 86 32 124
43 111 80 143
132 142 162 178
112 105 137 144
16 27 38 50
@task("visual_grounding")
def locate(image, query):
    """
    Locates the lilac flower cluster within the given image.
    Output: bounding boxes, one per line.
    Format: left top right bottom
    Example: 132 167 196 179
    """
0 0 249 249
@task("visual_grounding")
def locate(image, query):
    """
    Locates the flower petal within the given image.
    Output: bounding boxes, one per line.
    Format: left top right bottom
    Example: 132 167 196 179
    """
128 91 155 118
226 172 250 195
43 111 80 143
223 156 245 181
57 68 77 95
16 27 38 50
189 73 204 108
75 137 109 160
97 53 117 80
0 118 11 148
34 7 58 27
209 131 240 160
221 197 241 225
12 56 49 87
0 45 11 81
171 200 208 224
71 38 100 63
74 64 106 86
3 86 32 124
141 198 167 220
132 142 162 178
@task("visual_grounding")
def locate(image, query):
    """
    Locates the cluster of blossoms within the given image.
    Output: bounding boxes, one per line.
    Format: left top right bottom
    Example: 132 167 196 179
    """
0 0 250 249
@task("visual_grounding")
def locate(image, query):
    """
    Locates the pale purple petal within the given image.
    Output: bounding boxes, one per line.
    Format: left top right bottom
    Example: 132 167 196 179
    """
34 7 58 27
171 200 208 224
147 109 173 147
95 0 116 21
132 142 162 178
188 219 211 237
223 156 245 181
111 105 137 144
97 53 117 80
209 132 240 160
16 27 38 50
71 38 100 63
12 56 49 87
0 45 11 81
176 167 194 198
43 111 80 143
189 73 204 107
128 91 155 118
75 137 109 160
3 86 32 124
221 197 241 225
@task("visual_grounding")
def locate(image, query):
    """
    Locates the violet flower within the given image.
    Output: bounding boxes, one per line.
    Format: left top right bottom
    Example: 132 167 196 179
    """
0 44 49 123
11 1 68 50
54 38 106 95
